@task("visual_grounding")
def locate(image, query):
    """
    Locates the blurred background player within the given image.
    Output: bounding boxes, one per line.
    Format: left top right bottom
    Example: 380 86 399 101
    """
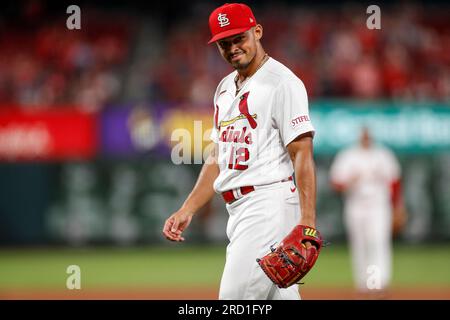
329 127 407 298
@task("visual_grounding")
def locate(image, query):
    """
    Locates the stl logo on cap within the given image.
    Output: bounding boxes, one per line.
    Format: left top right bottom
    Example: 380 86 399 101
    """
208 3 257 44
218 13 230 27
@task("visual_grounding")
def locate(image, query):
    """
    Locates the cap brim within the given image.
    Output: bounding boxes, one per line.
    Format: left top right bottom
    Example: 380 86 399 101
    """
208 27 252 44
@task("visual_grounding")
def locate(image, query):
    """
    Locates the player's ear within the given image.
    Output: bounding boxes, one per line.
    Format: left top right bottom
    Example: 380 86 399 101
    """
253 25 263 41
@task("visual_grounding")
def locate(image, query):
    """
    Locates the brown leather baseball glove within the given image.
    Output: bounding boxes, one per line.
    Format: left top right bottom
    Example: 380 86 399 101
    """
256 225 323 288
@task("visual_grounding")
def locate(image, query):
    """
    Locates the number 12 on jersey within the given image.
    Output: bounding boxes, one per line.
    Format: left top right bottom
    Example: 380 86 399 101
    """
228 146 249 170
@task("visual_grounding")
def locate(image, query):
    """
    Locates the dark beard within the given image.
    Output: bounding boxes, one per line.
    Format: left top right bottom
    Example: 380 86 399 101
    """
231 53 256 71
232 60 251 70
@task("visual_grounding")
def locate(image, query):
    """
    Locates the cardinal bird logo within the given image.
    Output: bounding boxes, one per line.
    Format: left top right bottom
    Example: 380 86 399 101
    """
238 92 257 129
219 92 258 128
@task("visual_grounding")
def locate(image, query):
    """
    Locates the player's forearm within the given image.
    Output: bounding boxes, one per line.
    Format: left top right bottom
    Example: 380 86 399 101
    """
290 137 317 228
295 154 317 227
181 154 219 215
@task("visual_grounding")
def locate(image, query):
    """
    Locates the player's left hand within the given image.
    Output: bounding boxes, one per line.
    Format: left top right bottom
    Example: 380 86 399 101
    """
299 217 316 250
392 204 408 236
303 241 316 250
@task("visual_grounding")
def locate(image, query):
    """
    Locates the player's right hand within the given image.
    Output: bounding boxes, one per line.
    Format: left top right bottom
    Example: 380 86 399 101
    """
163 209 193 242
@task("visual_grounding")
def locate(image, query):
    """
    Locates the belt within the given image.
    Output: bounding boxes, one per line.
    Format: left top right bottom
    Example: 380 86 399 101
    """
221 176 293 204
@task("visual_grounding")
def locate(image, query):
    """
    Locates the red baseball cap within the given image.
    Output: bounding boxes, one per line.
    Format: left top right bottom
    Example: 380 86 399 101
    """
208 3 257 44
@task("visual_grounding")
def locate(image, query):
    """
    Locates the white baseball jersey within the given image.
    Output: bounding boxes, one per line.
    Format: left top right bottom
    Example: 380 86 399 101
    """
329 144 400 208
210 57 315 193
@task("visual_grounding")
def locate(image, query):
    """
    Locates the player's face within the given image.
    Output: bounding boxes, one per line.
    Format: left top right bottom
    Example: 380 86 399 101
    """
360 128 372 148
216 27 261 70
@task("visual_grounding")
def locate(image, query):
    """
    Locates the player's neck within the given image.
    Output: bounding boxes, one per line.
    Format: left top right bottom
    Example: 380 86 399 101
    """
237 50 268 81
361 141 372 149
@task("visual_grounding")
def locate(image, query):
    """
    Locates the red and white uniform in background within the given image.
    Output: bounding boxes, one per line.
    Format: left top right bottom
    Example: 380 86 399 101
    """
210 57 314 299
329 144 401 291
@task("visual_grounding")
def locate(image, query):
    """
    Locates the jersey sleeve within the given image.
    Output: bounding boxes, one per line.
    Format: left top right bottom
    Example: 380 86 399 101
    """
272 78 315 147
383 148 401 181
209 77 224 144
209 103 219 143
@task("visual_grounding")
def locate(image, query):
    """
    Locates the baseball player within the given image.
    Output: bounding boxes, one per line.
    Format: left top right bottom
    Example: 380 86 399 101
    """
163 3 318 300
329 127 405 297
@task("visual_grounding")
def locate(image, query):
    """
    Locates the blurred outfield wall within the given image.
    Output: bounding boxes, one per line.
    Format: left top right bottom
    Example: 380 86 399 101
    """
0 101 450 245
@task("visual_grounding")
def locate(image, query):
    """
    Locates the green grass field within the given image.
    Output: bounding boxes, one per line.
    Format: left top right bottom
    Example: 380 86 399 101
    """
0 243 449 291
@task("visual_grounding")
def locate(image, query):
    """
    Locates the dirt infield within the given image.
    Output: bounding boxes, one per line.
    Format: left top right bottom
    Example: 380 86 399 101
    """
1 287 449 300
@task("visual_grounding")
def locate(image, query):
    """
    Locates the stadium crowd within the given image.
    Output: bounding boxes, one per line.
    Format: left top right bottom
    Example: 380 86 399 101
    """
151 3 450 107
0 1 448 111
0 2 132 111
